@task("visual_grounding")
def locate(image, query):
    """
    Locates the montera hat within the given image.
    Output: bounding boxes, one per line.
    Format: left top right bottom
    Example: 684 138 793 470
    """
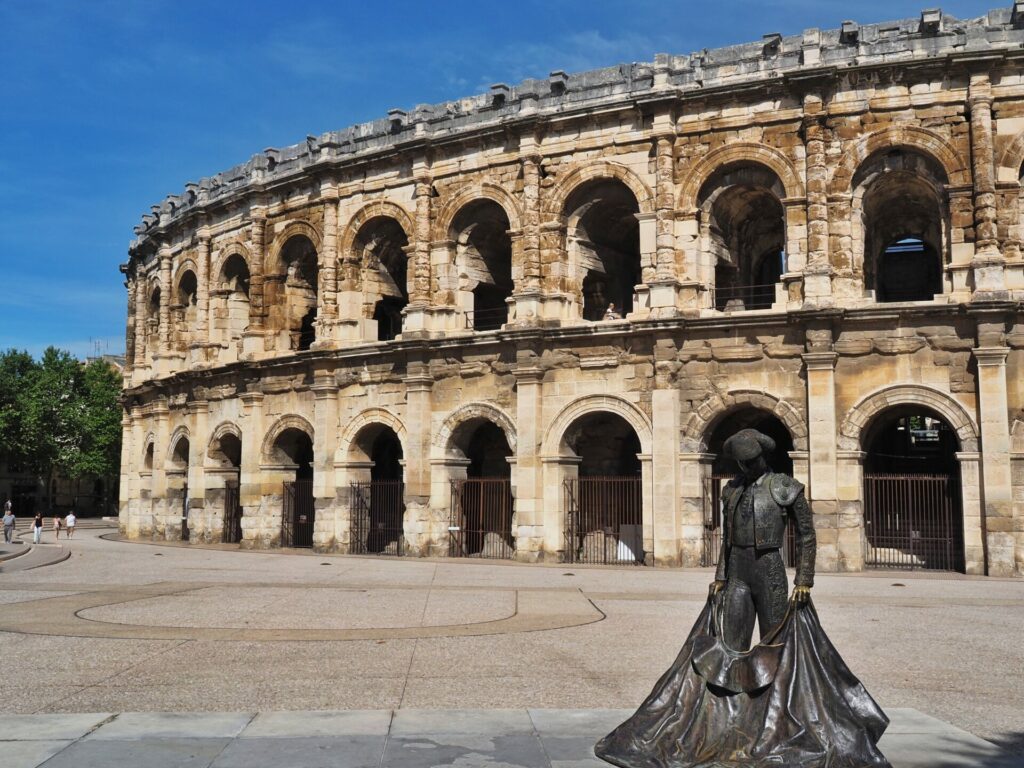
722 428 776 462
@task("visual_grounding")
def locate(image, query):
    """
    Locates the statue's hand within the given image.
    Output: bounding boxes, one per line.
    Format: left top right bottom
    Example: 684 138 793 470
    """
708 580 727 598
791 584 811 604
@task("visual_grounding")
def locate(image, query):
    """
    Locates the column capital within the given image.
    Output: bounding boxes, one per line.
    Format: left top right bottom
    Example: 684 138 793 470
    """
972 346 1009 365
802 351 838 370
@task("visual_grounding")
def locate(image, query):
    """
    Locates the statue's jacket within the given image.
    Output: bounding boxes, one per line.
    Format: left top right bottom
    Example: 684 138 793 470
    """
714 472 816 587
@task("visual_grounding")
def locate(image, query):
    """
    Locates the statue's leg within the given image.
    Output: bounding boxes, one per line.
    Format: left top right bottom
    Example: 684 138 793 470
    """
752 548 789 639
723 547 756 651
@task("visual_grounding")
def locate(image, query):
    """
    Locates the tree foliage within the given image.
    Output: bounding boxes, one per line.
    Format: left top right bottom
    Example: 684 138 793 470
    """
0 347 122 504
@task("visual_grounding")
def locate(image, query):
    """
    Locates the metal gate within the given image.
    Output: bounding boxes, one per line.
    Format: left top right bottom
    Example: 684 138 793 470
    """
282 479 315 548
223 480 242 544
449 479 514 559
864 473 963 571
564 476 644 565
701 474 797 568
181 484 190 542
350 481 405 555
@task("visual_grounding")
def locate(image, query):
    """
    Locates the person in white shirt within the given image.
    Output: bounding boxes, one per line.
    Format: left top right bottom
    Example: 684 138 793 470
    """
65 511 76 538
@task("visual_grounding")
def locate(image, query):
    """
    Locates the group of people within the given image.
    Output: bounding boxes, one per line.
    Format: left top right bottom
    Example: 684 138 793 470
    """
2 500 76 545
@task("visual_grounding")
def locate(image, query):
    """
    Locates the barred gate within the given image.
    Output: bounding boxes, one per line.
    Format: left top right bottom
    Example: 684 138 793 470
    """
350 481 405 555
223 480 242 544
449 479 515 559
701 474 797 568
564 476 644 565
181 484 190 542
282 479 315 548
864 473 963 571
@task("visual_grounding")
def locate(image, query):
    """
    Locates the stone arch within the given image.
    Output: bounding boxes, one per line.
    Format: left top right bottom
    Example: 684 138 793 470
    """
206 421 242 452
838 384 978 452
678 143 805 211
166 425 192 467
338 408 408 460
260 414 315 464
434 402 517 455
339 201 415 260
542 395 653 457
266 220 323 275
829 125 969 196
431 182 524 243
680 390 808 452
172 259 199 289
142 433 156 470
543 161 655 217
997 130 1024 181
211 241 252 282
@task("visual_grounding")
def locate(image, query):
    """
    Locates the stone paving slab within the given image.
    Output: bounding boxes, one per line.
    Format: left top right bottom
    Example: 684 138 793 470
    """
0 708 1020 768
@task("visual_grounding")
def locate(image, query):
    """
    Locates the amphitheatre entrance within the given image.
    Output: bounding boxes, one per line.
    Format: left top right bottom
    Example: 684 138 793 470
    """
861 407 964 572
271 427 314 548
349 425 406 556
562 412 643 565
449 420 515 559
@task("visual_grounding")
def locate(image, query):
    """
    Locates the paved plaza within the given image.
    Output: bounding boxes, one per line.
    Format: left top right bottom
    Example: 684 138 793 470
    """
0 524 1021 767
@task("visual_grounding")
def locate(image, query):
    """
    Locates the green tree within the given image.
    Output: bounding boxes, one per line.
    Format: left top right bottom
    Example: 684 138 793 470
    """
73 359 123 511
0 349 36 471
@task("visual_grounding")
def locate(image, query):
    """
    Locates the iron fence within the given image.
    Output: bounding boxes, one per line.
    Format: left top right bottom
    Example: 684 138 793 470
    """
181 484 190 542
449 478 515 559
282 479 315 548
223 480 242 544
350 480 405 555
864 473 963 571
564 476 644 565
711 282 778 312
466 306 508 331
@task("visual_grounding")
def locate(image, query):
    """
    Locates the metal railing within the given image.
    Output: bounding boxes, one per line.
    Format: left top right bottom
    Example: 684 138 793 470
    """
465 306 508 331
564 476 644 565
282 479 315 548
864 473 962 571
350 480 405 555
711 282 778 312
223 480 242 544
449 478 515 559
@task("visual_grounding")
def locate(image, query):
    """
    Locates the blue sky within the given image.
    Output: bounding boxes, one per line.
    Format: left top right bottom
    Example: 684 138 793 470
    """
0 0 999 358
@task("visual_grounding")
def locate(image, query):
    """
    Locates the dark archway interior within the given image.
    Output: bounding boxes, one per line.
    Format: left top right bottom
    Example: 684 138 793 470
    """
563 412 641 477
863 406 958 475
452 201 513 331
859 154 944 302
273 428 314 480
144 443 154 471
170 437 190 470
222 254 251 297
567 180 641 320
278 235 319 350
211 433 242 469
370 428 404 482
464 421 512 478
700 166 786 312
357 217 409 341
707 409 794 476
178 271 198 308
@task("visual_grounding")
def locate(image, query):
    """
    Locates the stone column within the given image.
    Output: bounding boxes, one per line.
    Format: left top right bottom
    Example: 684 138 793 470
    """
969 75 1007 296
403 370 435 554
118 406 134 534
186 400 208 541
154 248 173 375
133 273 148 377
402 170 433 335
238 388 264 548
803 108 832 306
957 451 986 575
651 387 682 565
513 363 544 561
243 210 267 356
315 187 340 347
152 397 170 538
311 370 338 550
836 450 866 571
678 452 714 567
803 350 840 570
648 134 687 317
124 272 136 381
974 344 1014 575
196 231 211 342
512 152 544 325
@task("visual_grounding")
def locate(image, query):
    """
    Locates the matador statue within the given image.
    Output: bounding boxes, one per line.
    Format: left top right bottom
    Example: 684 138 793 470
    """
708 427 816 651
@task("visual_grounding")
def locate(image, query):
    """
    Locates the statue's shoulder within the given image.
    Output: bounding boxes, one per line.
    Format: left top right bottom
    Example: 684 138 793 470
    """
767 473 804 506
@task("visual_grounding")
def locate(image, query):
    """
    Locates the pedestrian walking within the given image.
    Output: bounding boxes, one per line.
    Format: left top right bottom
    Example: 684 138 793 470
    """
52 514 62 540
32 512 43 544
65 510 76 538
2 506 14 544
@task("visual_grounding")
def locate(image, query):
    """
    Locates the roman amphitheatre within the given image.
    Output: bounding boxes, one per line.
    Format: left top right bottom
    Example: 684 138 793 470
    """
120 5 1024 579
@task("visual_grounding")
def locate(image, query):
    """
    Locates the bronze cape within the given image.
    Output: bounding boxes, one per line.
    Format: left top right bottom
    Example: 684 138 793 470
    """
594 596 891 768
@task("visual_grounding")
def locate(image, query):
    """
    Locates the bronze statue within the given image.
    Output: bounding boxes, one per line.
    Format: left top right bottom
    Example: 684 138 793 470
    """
595 429 891 768
709 428 815 651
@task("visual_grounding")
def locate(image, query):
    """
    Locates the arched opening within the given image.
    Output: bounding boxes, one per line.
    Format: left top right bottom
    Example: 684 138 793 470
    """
703 409 795 567
210 431 243 544
565 180 640 321
168 435 190 541
212 254 250 353
448 419 514 558
452 201 513 331
173 270 198 351
348 425 406 555
354 217 409 342
271 427 315 547
856 152 946 302
143 442 154 472
562 411 643 565
862 406 963 571
699 165 786 312
269 235 319 351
